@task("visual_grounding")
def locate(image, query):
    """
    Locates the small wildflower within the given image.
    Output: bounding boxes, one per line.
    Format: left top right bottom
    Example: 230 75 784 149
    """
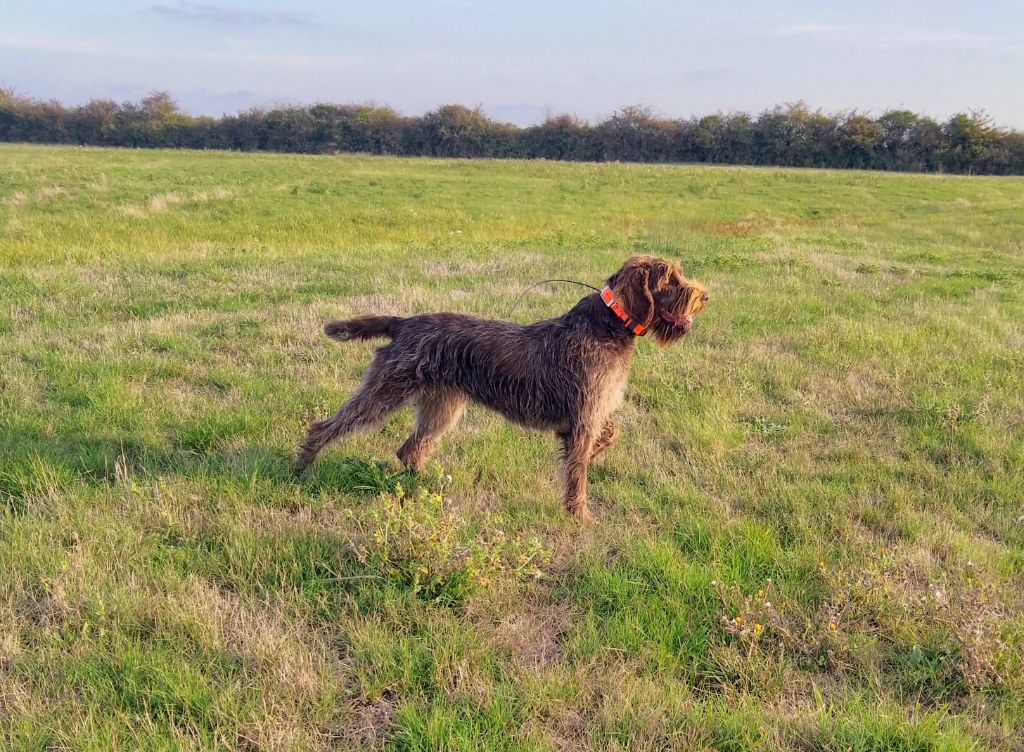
754 623 764 634
733 616 742 623
829 622 837 631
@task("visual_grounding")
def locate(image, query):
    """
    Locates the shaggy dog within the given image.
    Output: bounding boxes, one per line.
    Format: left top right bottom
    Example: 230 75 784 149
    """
297 255 709 521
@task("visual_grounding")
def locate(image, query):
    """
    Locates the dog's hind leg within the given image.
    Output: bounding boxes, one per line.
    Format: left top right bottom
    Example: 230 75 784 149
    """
396 389 468 471
296 360 414 470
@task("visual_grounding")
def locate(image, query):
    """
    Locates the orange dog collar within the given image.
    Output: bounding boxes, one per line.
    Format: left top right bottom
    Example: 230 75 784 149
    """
600 286 647 336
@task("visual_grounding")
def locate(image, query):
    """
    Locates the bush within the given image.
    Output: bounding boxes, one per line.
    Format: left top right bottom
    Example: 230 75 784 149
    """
2 89 1022 173
345 468 548 606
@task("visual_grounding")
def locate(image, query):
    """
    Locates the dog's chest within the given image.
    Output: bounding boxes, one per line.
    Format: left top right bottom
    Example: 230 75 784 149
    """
591 358 631 418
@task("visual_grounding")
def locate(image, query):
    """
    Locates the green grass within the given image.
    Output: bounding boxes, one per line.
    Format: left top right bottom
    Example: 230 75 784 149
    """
2 144 1023 750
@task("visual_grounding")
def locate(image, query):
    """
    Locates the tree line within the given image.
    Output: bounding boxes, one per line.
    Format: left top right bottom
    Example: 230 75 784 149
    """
2 89 1022 174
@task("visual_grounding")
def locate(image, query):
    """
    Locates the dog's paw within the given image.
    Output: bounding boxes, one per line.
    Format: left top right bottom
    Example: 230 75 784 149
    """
294 449 316 473
571 505 597 524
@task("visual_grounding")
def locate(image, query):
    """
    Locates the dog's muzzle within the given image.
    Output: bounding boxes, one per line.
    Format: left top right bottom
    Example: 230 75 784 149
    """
660 311 693 332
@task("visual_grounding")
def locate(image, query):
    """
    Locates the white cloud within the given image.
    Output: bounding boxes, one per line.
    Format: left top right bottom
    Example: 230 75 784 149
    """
0 34 110 55
872 30 992 50
148 3 313 28
0 34 356 70
773 23 994 50
774 22 851 37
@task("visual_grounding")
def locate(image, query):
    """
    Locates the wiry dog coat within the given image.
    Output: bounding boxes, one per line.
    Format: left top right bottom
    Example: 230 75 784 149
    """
297 255 708 520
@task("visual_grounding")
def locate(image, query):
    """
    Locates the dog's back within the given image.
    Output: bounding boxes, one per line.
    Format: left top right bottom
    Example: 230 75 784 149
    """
325 310 585 429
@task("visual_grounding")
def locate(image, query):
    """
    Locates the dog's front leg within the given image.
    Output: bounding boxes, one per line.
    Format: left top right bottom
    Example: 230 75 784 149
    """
560 426 597 523
590 420 619 461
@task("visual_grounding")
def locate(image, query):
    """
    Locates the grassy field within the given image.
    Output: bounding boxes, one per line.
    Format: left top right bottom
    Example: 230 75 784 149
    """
1 144 1023 751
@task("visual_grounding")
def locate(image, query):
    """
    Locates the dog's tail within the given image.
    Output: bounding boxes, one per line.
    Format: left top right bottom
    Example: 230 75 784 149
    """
324 315 405 342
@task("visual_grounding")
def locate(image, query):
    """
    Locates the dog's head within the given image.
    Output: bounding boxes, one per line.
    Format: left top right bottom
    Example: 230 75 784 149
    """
607 255 709 345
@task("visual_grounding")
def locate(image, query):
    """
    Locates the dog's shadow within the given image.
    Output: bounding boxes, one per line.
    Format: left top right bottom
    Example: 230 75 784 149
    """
166 443 415 499
297 453 419 497
1 419 419 511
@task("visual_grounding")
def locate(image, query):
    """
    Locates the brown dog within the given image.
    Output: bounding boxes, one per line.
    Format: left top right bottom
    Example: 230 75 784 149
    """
297 255 708 521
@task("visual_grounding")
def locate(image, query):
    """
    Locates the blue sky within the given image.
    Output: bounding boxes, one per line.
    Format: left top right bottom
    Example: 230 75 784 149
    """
2 0 1022 127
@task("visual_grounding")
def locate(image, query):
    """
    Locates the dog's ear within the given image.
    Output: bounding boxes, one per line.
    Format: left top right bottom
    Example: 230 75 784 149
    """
609 255 670 327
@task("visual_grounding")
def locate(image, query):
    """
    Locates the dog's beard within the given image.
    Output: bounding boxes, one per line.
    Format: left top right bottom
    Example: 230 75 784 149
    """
649 289 701 345
650 315 689 345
